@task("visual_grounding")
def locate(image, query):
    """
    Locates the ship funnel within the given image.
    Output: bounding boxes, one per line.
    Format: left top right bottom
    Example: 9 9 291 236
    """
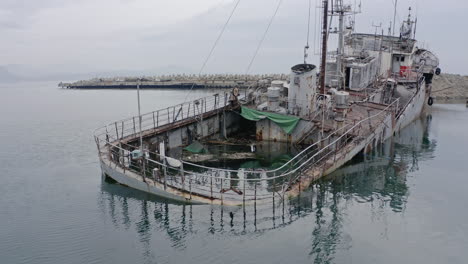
288 64 317 117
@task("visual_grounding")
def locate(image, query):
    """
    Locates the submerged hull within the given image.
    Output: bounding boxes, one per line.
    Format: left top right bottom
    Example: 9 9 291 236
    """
97 80 429 205
286 83 428 197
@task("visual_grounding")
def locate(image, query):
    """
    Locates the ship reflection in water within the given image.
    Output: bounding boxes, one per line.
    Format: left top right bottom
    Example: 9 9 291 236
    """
98 114 436 262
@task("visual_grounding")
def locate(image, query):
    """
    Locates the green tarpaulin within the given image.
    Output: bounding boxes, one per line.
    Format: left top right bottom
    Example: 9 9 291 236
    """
240 106 300 134
184 141 208 154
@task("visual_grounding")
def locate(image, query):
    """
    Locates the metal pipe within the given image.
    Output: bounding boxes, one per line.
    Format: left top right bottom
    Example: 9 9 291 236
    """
319 0 329 94
392 0 397 36
337 0 344 89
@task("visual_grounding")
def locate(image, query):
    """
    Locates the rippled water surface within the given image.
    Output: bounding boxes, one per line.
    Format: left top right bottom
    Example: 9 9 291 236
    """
1 82 467 264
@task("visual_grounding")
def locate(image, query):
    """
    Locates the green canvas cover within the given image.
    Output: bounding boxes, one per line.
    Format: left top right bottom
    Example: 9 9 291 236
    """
184 141 208 154
240 106 300 134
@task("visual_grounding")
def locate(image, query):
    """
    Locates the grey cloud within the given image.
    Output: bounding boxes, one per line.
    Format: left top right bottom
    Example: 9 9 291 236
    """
0 0 466 80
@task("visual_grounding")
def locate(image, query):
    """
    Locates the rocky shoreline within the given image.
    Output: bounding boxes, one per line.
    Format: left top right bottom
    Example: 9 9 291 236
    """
432 74 468 101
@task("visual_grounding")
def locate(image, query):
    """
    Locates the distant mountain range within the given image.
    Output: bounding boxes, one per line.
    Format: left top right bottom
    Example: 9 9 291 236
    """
0 66 20 83
0 64 196 83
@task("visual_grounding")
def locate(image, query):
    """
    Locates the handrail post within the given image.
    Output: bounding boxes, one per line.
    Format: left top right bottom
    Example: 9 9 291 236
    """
167 108 170 123
172 106 176 122
152 112 156 129
243 175 246 204
163 165 167 190
210 173 213 199
214 94 218 110
115 122 119 140
189 173 192 200
221 178 224 204
187 103 191 118
272 176 276 203
180 163 185 189
254 181 257 204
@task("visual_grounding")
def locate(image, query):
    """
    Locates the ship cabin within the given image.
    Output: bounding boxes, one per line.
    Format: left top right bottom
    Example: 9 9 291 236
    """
326 33 420 91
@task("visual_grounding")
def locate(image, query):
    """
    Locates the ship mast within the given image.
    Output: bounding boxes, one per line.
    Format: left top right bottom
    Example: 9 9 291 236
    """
319 0 329 95
335 0 345 90
330 0 357 90
392 0 397 36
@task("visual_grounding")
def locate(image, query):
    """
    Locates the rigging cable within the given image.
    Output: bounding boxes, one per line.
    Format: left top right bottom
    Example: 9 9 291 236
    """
313 0 318 54
307 0 312 46
244 0 283 74
183 0 241 103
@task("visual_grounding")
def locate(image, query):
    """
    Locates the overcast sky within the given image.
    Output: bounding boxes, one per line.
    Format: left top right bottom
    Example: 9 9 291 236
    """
0 0 466 78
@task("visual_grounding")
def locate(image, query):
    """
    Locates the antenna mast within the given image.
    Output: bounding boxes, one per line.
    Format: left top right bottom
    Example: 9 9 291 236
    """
392 0 397 36
304 0 312 64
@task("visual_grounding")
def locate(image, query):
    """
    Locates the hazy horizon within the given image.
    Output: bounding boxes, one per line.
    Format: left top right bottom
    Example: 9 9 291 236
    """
1 0 465 82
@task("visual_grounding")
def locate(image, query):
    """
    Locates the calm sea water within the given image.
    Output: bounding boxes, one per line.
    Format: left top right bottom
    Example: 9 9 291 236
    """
1 82 467 264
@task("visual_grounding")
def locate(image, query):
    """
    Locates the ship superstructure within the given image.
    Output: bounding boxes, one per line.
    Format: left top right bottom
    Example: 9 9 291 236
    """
94 1 440 205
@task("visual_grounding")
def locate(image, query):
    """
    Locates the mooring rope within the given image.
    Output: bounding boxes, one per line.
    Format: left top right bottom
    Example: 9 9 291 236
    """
244 0 283 75
183 0 242 103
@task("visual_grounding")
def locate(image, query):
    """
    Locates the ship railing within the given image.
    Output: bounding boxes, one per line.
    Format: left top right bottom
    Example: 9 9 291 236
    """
95 96 400 203
93 91 243 143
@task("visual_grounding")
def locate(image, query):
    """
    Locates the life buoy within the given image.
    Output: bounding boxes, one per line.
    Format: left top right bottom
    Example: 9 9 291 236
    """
232 87 240 97
428 97 434 106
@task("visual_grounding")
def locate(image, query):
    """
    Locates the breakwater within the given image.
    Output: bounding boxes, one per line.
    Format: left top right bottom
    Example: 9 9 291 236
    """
59 73 468 103
59 74 288 89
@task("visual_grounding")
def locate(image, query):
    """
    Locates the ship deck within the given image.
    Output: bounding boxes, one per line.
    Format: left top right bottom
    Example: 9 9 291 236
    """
94 91 399 205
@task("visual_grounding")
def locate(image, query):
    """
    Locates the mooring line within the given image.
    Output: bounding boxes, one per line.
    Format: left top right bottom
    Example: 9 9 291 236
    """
183 0 242 103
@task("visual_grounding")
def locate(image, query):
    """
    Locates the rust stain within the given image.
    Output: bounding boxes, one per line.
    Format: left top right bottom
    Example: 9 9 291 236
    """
256 129 263 141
